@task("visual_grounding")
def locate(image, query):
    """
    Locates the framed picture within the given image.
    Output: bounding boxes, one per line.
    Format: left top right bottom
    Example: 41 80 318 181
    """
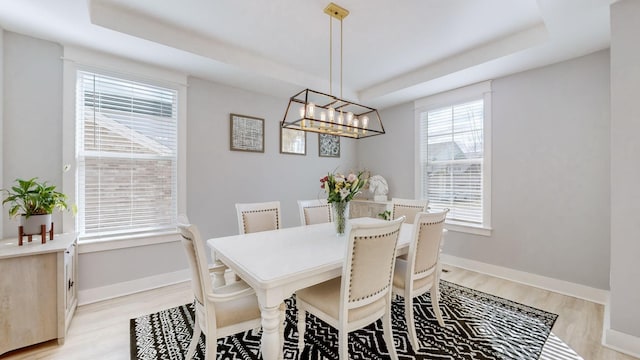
230 113 264 152
280 127 306 155
318 133 340 157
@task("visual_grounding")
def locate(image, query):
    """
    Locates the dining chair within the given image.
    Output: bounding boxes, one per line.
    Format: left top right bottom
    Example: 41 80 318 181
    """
235 201 281 234
178 218 262 360
389 198 429 224
392 209 449 350
297 199 332 225
178 214 231 287
296 217 406 360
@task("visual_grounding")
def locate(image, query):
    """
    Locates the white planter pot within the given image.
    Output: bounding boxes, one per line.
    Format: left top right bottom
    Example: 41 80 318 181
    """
20 214 52 235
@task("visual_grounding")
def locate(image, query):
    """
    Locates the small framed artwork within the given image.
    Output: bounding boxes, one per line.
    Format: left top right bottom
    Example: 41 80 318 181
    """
319 133 340 157
280 127 306 155
230 113 264 153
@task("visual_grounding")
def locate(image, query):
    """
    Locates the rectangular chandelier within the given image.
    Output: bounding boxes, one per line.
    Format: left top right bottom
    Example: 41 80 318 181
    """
281 88 385 139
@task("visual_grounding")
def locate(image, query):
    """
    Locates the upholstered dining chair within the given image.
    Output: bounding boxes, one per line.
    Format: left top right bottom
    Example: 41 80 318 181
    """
297 199 332 225
178 219 262 360
296 217 406 360
392 209 449 350
389 198 429 224
235 201 281 234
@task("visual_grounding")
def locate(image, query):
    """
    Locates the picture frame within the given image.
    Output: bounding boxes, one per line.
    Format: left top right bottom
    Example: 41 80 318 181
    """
230 113 264 153
280 127 306 155
318 133 340 158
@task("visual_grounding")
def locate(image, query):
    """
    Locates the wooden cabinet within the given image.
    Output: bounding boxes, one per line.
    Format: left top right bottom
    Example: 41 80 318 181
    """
350 200 390 219
0 233 78 355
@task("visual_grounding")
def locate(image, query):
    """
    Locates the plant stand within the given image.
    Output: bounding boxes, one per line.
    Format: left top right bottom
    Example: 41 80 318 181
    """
18 222 54 246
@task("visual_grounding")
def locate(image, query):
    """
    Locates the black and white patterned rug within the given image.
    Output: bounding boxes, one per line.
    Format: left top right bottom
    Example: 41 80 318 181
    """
130 280 580 360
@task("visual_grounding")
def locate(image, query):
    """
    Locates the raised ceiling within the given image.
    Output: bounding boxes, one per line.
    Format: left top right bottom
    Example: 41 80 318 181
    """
0 0 615 108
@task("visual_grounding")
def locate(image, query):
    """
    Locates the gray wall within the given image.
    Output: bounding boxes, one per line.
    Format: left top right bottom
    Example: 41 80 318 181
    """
356 103 415 198
359 50 611 290
186 77 357 239
2 32 64 235
1 31 358 291
610 0 640 338
0 29 4 237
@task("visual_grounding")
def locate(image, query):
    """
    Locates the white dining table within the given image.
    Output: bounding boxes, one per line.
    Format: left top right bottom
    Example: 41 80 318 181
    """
207 217 414 360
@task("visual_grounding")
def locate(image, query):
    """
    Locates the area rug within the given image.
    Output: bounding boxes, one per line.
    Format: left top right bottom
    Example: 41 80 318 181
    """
130 280 578 360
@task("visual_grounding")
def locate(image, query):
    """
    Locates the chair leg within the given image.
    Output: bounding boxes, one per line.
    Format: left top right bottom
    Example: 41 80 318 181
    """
186 322 201 359
297 306 306 354
204 329 217 360
383 310 399 360
404 295 419 350
431 285 446 327
338 330 349 360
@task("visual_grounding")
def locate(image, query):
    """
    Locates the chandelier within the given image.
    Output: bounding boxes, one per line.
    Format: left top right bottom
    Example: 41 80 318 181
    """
281 3 385 139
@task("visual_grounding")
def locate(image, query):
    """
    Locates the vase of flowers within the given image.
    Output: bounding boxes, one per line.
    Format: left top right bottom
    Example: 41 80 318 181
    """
320 171 366 235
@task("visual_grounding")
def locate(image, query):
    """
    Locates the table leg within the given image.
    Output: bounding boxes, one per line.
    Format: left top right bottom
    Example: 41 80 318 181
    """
260 304 283 360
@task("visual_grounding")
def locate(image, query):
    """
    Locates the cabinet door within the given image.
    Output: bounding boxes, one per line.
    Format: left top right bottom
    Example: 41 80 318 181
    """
64 243 76 313
0 253 57 353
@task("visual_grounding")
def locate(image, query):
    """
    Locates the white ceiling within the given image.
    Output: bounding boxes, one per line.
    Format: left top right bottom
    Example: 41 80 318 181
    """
0 0 615 109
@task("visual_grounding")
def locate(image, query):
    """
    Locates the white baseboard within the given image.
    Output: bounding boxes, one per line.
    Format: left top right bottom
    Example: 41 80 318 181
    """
602 303 640 358
78 269 190 305
441 254 609 304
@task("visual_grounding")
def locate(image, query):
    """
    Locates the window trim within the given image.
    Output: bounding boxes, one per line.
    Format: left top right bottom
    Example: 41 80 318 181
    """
62 46 187 250
414 81 492 236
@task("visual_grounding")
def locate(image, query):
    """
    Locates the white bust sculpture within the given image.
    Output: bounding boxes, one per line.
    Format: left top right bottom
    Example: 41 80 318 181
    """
368 175 389 202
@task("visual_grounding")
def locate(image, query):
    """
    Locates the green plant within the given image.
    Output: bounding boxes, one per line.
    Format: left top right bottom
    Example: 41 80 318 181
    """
378 210 391 220
2 177 70 218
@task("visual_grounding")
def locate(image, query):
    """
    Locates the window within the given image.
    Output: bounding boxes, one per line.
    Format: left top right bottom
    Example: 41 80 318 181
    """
75 71 178 240
415 81 492 235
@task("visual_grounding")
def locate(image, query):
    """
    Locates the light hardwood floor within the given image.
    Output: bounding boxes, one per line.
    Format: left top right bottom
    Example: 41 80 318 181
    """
2 266 637 360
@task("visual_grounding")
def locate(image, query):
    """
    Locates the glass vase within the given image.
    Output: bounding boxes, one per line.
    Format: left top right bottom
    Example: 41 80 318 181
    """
332 201 350 236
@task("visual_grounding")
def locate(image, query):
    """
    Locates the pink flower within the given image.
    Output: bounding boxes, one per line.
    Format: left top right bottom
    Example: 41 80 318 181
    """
347 173 357 183
320 175 329 189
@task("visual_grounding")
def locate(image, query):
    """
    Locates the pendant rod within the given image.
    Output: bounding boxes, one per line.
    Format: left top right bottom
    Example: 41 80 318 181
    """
329 14 332 95
340 18 343 99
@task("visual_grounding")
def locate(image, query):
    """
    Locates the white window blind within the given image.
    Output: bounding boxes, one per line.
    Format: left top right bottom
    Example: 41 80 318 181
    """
419 99 484 225
76 71 178 239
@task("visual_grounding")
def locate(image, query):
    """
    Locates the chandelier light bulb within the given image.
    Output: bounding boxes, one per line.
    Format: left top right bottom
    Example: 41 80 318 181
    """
307 102 315 118
299 106 306 128
361 115 369 128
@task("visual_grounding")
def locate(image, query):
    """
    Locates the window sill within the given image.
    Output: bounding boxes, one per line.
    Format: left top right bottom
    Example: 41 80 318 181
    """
445 221 492 236
78 230 179 254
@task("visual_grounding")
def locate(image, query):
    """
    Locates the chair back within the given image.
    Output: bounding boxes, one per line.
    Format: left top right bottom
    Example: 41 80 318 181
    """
390 198 428 224
408 210 448 287
235 201 281 234
177 217 214 306
297 199 332 225
342 217 405 310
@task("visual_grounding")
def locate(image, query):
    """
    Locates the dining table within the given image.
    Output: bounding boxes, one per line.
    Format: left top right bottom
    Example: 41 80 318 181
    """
206 217 414 360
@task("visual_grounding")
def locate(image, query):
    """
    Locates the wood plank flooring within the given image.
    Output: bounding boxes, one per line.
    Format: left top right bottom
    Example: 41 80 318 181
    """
1 266 637 360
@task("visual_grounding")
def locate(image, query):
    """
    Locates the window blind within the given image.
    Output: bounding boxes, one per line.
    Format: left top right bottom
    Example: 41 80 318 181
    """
76 71 178 238
419 99 484 224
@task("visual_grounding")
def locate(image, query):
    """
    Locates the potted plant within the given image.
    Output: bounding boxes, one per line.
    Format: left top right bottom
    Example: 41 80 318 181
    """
2 177 71 235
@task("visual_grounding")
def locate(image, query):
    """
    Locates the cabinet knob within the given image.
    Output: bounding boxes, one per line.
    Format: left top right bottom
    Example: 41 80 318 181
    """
68 279 75 290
